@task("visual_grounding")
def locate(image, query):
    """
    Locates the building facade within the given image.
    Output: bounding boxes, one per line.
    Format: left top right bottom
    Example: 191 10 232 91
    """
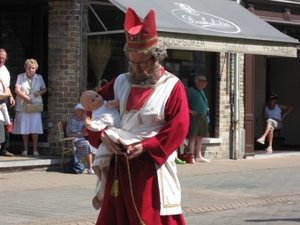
0 0 299 159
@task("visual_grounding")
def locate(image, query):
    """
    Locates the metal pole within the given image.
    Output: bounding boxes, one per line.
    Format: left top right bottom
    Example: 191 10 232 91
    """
233 53 240 159
235 0 242 159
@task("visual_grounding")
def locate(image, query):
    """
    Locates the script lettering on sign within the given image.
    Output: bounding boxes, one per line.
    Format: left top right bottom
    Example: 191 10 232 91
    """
222 40 248 51
172 3 241 33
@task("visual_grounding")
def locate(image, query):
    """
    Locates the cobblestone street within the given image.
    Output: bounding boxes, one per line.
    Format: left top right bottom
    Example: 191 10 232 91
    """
1 154 300 225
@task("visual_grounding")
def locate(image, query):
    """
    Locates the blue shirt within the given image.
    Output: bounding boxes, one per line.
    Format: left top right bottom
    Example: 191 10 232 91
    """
187 87 208 115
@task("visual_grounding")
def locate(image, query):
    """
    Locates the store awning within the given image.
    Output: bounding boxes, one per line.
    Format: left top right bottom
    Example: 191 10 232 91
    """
108 0 299 57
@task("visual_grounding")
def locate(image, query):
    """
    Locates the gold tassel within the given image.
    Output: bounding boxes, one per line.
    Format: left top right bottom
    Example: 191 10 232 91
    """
110 176 119 197
110 152 119 197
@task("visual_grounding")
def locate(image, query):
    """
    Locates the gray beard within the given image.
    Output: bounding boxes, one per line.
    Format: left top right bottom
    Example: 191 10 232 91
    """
128 63 161 85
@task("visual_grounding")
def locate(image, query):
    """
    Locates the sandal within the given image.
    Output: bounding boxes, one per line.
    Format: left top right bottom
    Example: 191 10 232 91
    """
256 138 265 145
21 150 28 156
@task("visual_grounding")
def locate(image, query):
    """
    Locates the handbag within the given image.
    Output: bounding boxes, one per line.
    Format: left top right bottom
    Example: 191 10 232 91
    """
24 103 44 113
23 94 43 113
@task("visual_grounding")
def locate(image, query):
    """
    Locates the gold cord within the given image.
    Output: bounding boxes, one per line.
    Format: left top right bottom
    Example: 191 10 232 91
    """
110 152 119 197
126 156 146 225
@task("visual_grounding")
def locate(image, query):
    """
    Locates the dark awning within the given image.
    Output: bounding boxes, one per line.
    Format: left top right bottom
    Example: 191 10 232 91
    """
108 0 298 57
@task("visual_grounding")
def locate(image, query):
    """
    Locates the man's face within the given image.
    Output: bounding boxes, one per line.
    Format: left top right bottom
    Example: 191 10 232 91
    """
128 51 161 85
0 51 7 68
128 52 154 76
195 77 208 89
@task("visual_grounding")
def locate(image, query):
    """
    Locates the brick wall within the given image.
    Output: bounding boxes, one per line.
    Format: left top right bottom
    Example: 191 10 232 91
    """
47 0 88 154
204 52 245 160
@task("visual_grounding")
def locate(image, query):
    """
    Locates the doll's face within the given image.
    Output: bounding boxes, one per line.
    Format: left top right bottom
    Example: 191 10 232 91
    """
80 90 104 111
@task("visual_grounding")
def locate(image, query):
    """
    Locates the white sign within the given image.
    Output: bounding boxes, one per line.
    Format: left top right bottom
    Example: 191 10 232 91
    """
158 35 297 57
172 3 241 33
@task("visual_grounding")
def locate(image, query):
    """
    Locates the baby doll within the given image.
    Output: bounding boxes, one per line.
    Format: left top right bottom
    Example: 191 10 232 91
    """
80 90 120 130
80 90 120 209
80 90 141 210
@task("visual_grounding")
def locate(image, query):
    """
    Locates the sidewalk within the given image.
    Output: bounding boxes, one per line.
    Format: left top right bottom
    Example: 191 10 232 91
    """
1 153 300 192
1 149 300 174
179 150 300 177
0 153 300 225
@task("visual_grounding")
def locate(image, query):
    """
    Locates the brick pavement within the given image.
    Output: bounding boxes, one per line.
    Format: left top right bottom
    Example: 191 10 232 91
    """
2 154 299 193
0 154 300 225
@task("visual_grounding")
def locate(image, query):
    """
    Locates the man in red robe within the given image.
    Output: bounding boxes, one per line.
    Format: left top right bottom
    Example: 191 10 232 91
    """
90 8 189 225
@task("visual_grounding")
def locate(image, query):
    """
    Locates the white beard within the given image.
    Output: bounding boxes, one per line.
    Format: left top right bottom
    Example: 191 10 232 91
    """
128 63 161 85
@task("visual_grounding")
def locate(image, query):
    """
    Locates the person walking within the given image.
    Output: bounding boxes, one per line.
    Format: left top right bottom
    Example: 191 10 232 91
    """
89 8 189 225
186 74 210 163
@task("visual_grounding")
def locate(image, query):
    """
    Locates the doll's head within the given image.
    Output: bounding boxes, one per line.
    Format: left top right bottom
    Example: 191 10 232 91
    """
80 90 104 111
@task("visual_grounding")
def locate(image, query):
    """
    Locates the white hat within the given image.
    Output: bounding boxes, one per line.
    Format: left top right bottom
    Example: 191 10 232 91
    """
74 103 85 110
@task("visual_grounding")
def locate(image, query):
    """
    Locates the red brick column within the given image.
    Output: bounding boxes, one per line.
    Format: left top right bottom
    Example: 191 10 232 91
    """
47 0 88 153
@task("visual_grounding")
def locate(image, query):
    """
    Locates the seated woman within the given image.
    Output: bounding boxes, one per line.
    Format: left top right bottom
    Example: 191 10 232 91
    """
66 103 97 174
257 93 293 153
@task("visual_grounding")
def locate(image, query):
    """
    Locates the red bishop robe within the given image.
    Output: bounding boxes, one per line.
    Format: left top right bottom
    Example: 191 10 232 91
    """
91 70 189 225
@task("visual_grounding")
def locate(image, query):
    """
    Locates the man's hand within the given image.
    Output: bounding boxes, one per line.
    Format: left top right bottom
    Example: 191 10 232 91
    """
100 132 122 154
126 143 145 159
189 110 197 117
105 101 114 108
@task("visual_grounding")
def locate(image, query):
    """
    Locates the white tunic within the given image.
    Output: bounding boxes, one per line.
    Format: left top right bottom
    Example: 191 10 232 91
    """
114 72 182 215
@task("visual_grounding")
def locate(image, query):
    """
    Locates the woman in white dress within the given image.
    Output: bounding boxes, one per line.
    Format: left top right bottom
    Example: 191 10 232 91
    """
12 59 47 156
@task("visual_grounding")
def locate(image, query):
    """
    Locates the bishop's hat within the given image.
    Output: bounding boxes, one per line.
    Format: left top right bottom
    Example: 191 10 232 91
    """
124 8 158 51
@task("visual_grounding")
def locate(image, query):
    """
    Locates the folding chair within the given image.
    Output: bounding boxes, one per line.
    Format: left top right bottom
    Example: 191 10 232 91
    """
58 121 75 170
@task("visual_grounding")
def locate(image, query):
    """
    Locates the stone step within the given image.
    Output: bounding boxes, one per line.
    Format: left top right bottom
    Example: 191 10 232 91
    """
0 155 66 173
2 150 300 174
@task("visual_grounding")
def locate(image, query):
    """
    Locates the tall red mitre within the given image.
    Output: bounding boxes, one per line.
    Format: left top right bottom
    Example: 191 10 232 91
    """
124 8 158 51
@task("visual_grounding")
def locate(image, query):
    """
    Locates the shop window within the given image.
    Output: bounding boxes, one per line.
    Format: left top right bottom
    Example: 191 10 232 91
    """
164 50 216 137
